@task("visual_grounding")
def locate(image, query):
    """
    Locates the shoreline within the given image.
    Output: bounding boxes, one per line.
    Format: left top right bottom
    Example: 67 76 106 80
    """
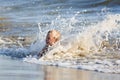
0 55 120 80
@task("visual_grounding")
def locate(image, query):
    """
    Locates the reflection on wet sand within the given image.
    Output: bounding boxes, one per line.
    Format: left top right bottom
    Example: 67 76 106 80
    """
43 66 89 80
42 66 120 80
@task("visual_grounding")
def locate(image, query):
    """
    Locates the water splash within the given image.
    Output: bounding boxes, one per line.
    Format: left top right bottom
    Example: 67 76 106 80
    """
24 14 120 74
37 14 120 61
0 12 120 73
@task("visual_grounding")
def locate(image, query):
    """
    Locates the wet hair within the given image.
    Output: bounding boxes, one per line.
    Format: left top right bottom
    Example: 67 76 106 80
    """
46 30 61 42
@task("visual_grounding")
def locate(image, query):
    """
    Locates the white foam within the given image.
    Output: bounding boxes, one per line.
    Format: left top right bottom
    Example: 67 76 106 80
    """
23 14 120 73
0 13 118 73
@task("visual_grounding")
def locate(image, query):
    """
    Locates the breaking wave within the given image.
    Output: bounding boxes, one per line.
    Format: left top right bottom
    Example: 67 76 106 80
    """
24 14 120 73
0 13 120 73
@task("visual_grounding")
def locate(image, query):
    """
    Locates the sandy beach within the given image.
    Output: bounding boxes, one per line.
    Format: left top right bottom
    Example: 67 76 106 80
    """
0 56 120 80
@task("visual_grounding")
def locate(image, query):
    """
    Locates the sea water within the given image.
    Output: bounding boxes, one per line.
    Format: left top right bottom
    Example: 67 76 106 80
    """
0 0 120 75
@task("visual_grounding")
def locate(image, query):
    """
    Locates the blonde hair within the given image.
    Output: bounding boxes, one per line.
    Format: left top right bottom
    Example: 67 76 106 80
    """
47 30 61 41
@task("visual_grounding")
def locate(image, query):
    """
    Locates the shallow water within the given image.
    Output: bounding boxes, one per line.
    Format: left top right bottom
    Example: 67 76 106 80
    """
0 0 120 75
0 56 120 80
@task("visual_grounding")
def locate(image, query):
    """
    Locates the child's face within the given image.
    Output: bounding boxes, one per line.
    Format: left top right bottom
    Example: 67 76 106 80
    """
46 30 60 46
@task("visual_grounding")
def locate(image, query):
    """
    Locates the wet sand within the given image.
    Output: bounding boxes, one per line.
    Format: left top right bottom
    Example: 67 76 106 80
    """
0 56 120 80
43 66 120 80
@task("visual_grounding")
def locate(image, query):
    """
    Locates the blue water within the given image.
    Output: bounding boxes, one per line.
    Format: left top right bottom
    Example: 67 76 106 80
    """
0 0 120 79
0 0 119 36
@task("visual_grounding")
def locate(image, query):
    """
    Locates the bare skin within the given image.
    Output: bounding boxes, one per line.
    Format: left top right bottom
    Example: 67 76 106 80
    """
37 30 61 58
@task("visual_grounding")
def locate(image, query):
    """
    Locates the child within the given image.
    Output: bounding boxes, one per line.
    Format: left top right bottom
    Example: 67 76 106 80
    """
37 30 61 58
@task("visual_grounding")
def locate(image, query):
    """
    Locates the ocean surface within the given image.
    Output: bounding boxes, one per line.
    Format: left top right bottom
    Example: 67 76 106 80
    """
0 0 120 79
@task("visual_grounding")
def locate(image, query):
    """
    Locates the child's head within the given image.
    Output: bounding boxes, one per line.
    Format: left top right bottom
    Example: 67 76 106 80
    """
46 30 61 46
